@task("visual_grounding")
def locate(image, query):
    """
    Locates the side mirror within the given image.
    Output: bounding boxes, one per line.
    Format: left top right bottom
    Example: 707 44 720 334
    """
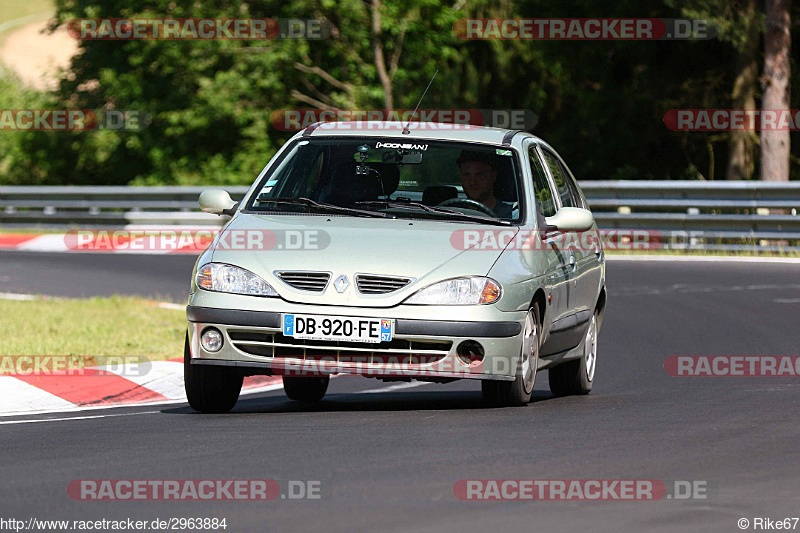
545 207 594 232
199 189 237 216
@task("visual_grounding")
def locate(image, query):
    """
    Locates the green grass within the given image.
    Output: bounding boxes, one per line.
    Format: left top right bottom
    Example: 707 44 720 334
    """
0 0 55 49
0 0 55 61
0 0 52 25
0 295 186 359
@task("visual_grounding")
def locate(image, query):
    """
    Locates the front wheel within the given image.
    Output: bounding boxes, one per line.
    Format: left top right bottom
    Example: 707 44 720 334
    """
482 306 540 407
184 336 243 413
283 376 329 402
549 311 598 396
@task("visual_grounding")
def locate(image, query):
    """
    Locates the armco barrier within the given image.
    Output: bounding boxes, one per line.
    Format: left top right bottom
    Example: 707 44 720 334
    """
0 186 249 228
581 181 800 251
1 182 798 251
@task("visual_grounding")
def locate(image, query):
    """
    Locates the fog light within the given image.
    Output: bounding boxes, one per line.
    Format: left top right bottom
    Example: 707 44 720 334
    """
456 340 484 366
201 328 223 352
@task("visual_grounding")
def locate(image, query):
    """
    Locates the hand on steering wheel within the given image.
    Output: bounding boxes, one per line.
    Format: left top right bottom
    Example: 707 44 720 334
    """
438 197 498 218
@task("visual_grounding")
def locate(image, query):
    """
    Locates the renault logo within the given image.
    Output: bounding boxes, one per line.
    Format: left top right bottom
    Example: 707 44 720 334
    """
334 275 349 293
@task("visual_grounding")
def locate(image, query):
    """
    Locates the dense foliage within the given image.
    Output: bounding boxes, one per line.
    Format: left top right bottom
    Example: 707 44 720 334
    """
0 0 797 185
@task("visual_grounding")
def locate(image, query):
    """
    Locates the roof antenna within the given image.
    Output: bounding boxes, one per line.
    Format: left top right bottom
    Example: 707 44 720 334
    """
402 69 438 135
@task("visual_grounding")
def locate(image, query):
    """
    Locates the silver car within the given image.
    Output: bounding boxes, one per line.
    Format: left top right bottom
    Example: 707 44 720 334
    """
185 122 606 411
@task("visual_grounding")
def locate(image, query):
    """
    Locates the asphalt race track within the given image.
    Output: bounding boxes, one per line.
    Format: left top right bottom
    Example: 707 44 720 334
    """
0 251 194 302
1 252 799 532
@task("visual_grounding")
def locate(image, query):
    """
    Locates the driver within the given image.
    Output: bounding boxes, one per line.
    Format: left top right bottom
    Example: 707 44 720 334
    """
457 150 514 218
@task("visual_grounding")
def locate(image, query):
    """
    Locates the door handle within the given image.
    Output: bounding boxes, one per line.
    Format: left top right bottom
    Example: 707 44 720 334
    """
569 254 576 270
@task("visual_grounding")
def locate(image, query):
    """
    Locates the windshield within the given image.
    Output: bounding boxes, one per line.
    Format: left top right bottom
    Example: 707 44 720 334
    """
245 138 523 223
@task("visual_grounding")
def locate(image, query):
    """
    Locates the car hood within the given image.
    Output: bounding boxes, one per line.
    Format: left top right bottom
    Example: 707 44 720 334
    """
209 213 517 307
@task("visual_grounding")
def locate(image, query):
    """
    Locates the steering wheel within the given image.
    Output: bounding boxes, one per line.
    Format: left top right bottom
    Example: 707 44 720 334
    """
438 197 497 218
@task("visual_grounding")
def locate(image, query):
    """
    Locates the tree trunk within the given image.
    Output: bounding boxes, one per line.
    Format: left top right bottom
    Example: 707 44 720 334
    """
727 0 759 180
370 0 394 110
760 0 791 181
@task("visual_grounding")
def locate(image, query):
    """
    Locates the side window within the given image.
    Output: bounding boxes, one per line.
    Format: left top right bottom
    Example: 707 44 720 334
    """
543 150 579 209
564 173 587 210
555 154 587 210
528 147 556 217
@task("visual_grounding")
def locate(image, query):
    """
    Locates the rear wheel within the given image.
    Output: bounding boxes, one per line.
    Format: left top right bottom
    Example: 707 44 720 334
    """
482 306 540 407
283 376 329 402
549 311 597 396
184 336 243 413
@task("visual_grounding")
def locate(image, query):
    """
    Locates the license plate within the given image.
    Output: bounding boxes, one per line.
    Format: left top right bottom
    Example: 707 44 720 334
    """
282 314 393 344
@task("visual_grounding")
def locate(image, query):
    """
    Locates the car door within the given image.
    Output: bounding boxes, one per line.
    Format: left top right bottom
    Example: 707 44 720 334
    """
540 147 598 345
561 158 603 320
526 143 572 356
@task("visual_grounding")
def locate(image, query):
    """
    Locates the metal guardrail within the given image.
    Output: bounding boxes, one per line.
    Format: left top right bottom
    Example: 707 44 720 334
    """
1 182 799 251
0 186 250 227
580 181 800 252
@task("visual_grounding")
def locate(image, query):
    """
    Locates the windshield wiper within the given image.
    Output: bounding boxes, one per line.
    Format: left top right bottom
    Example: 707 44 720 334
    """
355 200 512 226
254 197 396 219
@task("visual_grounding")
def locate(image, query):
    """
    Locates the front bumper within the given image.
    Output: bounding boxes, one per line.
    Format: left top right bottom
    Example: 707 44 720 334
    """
186 300 526 382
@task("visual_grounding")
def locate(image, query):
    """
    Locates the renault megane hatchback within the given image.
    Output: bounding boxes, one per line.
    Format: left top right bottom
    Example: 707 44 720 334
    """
185 121 606 411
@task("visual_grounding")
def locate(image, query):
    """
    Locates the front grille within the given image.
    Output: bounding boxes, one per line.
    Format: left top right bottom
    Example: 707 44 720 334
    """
356 274 413 294
275 271 330 292
228 330 451 364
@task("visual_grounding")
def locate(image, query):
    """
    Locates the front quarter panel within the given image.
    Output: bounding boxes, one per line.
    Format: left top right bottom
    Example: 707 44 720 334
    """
489 247 548 313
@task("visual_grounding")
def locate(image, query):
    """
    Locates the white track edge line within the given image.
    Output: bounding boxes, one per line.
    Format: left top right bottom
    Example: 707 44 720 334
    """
0 382 284 418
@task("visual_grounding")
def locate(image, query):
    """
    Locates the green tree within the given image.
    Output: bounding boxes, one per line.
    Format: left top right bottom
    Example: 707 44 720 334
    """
667 0 763 179
1 0 794 185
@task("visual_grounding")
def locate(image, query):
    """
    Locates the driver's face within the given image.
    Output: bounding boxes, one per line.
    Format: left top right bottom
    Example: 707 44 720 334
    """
460 161 497 203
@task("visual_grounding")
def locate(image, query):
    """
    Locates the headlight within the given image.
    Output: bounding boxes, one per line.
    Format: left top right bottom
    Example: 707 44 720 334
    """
404 277 501 305
195 263 279 297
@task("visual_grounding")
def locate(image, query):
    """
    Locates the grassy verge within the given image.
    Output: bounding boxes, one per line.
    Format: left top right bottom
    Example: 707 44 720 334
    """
0 0 53 25
0 295 186 358
0 0 53 49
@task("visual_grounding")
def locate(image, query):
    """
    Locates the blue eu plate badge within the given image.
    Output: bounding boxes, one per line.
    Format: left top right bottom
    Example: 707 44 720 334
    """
380 319 392 342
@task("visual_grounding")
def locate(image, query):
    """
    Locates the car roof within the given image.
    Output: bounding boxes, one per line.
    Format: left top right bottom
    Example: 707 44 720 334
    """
300 121 542 146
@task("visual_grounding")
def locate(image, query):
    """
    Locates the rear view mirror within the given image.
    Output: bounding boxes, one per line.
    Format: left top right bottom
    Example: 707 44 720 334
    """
401 153 423 164
199 189 237 216
545 207 594 232
380 151 423 164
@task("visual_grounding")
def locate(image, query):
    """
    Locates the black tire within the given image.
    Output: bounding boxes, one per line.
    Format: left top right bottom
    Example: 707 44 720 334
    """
482 306 540 407
283 376 329 402
549 311 598 397
184 335 243 413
